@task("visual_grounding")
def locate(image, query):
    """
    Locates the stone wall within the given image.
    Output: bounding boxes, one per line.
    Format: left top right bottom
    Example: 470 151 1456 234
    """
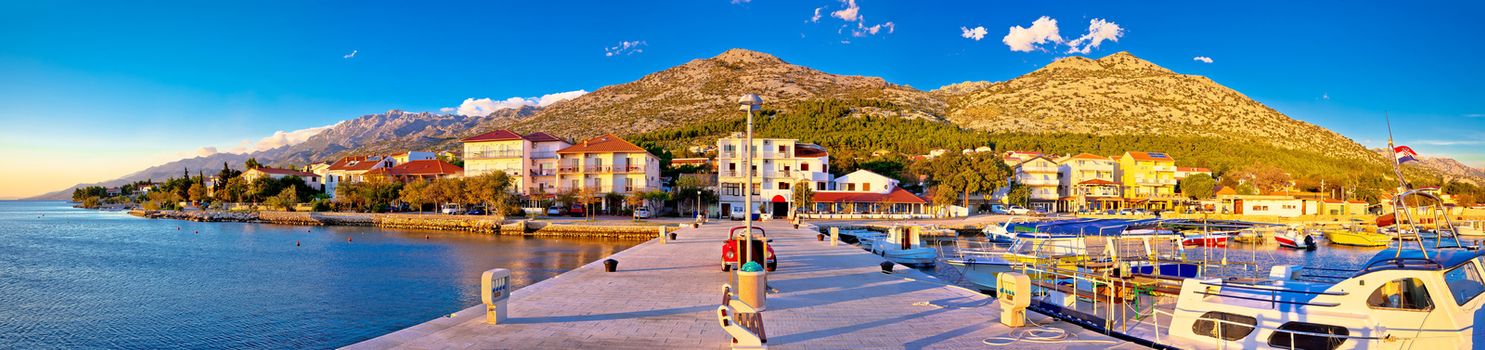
127 209 668 238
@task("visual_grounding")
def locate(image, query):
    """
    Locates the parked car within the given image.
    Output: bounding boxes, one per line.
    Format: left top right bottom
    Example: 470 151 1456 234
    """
464 206 486 215
440 203 462 215
721 226 776 272
728 205 761 221
546 205 566 216
632 207 652 219
568 204 586 217
1005 205 1031 215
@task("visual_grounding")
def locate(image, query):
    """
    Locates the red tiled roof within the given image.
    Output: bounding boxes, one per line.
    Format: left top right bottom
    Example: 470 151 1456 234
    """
463 129 525 142
671 158 709 165
794 144 829 158
812 188 927 204
557 133 649 154
1078 179 1118 186
379 160 463 176
1068 153 1107 160
249 167 316 177
1126 151 1175 162
328 156 388 171
522 132 564 143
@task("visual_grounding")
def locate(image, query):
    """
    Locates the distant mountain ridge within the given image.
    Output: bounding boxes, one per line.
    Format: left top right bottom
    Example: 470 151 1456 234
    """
28 49 1484 199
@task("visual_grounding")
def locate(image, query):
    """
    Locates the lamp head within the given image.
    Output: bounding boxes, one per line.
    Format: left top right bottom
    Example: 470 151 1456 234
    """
737 94 763 112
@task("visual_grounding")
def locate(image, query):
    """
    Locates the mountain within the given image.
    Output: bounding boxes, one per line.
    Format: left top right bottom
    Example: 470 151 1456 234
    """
1374 149 1485 185
30 49 1469 199
509 48 945 139
935 52 1379 163
26 153 253 200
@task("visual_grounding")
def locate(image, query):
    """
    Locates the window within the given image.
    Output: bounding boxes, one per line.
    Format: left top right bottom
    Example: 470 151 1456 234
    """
863 183 872 192
848 183 857 191
817 182 826 191
779 182 790 190
801 163 810 171
778 145 786 153
1366 278 1433 310
1445 263 1485 305
1267 322 1349 350
722 183 740 196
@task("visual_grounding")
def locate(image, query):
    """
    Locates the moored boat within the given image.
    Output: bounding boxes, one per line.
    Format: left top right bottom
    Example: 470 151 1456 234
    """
869 226 937 266
1274 226 1317 250
1321 223 1392 247
1181 233 1229 247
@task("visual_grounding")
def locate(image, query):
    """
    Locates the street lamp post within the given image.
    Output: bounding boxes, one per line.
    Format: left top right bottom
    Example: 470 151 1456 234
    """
738 94 762 266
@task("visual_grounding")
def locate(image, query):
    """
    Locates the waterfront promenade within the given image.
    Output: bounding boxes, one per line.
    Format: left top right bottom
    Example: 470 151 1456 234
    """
348 221 1139 349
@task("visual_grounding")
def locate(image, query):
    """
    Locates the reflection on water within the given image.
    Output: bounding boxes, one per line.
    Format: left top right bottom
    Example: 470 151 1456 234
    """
0 201 642 349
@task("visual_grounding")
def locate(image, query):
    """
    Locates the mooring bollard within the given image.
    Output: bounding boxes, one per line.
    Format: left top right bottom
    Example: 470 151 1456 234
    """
603 259 618 272
818 233 825 241
481 268 511 325
830 227 840 246
658 226 667 244
880 261 894 274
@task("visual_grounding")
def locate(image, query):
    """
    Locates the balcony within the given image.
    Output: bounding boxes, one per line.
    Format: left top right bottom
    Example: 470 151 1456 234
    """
1016 177 1060 186
1134 178 1175 186
1152 165 1176 172
615 165 644 174
558 166 580 174
718 151 738 159
467 150 524 159
529 151 558 159
530 169 557 177
1018 165 1059 173
719 170 759 178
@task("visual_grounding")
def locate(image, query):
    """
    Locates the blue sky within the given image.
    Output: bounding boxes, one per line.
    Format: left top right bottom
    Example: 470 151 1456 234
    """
1 0 1482 198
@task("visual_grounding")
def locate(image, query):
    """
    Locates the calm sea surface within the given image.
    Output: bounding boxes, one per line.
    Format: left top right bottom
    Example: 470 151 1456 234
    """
0 201 642 349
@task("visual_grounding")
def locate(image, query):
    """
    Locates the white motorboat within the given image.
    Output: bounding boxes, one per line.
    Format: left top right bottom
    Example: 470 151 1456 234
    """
1274 225 1317 250
946 219 1201 293
870 226 937 266
1453 220 1485 238
982 217 1023 242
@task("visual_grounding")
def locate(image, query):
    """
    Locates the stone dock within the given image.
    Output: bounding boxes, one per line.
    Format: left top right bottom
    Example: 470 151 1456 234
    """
347 221 1142 349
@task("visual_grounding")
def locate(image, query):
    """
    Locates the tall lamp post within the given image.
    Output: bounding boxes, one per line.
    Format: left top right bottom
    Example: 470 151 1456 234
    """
738 94 762 266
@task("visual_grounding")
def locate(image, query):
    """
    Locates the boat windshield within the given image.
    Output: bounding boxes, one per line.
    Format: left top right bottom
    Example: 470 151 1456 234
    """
1444 261 1485 306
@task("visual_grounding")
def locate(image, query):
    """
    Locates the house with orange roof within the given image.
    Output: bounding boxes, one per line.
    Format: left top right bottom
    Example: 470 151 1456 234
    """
1117 151 1180 210
805 169 929 219
390 151 436 164
1056 153 1122 212
365 159 463 183
1174 166 1212 180
1001 151 1043 166
714 134 831 218
461 130 573 195
556 134 660 206
242 167 323 191
324 155 396 197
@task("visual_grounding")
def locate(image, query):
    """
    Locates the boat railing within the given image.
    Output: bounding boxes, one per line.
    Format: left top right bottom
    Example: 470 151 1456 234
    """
1192 280 1344 308
1356 257 1444 274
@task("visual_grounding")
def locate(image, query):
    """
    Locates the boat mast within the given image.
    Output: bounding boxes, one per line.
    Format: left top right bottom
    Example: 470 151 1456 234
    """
1385 113 1427 258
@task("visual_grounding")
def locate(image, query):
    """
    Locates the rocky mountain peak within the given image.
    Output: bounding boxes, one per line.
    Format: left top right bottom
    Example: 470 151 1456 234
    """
1035 52 1172 75
710 48 785 66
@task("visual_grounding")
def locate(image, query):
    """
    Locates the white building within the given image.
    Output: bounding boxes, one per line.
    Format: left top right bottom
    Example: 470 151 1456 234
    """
1219 194 1305 217
242 167 323 191
1056 153 1122 213
555 133 662 203
462 130 574 195
324 155 395 198
714 134 831 218
1013 155 1061 212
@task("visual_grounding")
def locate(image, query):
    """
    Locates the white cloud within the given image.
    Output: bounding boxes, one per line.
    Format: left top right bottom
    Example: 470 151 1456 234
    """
1322 93 1330 100
831 0 859 22
1193 56 1213 64
1002 16 1062 52
1064 18 1123 54
851 19 893 37
604 40 647 57
197 123 339 157
449 90 590 117
343 50 357 59
1466 113 1484 118
810 7 822 23
961 26 988 41
731 0 750 3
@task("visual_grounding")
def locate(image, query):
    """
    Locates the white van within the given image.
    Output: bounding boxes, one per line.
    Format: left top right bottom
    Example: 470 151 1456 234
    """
729 205 760 221
439 203 462 215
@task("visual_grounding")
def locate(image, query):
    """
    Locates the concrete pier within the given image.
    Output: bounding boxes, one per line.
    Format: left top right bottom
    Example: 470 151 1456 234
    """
347 221 1140 349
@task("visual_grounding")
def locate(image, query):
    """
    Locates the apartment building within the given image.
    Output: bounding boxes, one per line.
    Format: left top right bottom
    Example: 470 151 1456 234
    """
1056 153 1121 212
1012 155 1061 212
461 130 573 195
555 134 661 202
1117 151 1179 210
323 155 396 197
714 134 831 218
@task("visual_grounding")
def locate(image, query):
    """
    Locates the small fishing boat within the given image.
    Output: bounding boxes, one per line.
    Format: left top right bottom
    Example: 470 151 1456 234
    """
1320 223 1391 247
1453 220 1484 238
1274 226 1317 250
869 226 937 266
1181 233 1229 247
981 218 1020 242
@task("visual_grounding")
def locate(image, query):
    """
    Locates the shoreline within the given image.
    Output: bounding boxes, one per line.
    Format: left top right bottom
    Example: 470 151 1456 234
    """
128 209 674 239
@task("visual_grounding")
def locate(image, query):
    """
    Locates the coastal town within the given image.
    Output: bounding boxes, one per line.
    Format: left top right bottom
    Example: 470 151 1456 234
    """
9 2 1485 350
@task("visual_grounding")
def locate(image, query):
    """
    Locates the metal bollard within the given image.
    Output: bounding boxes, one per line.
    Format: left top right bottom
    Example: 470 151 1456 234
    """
830 227 839 246
658 226 666 244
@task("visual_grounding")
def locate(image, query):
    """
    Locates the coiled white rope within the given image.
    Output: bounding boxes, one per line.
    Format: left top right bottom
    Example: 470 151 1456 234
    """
981 318 1121 346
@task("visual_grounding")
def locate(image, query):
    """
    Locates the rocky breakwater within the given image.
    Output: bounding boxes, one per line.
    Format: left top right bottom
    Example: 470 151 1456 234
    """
527 221 674 238
127 210 673 238
371 214 504 233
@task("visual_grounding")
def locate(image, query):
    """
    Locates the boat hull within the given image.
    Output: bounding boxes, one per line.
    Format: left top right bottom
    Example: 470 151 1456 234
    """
1324 230 1391 247
944 258 1015 292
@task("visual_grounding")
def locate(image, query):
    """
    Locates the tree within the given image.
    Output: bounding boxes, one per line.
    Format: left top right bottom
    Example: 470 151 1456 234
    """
625 192 645 220
577 187 597 221
188 183 207 205
604 192 624 216
791 179 815 218
400 179 431 213
675 175 705 216
245 158 263 170
220 177 248 204
1180 173 1217 200
931 188 958 218
266 187 298 211
1235 182 1260 196
1007 183 1031 207
464 172 513 216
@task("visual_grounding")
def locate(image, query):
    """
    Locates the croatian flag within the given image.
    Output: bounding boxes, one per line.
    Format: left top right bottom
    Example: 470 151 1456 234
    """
1394 145 1419 163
